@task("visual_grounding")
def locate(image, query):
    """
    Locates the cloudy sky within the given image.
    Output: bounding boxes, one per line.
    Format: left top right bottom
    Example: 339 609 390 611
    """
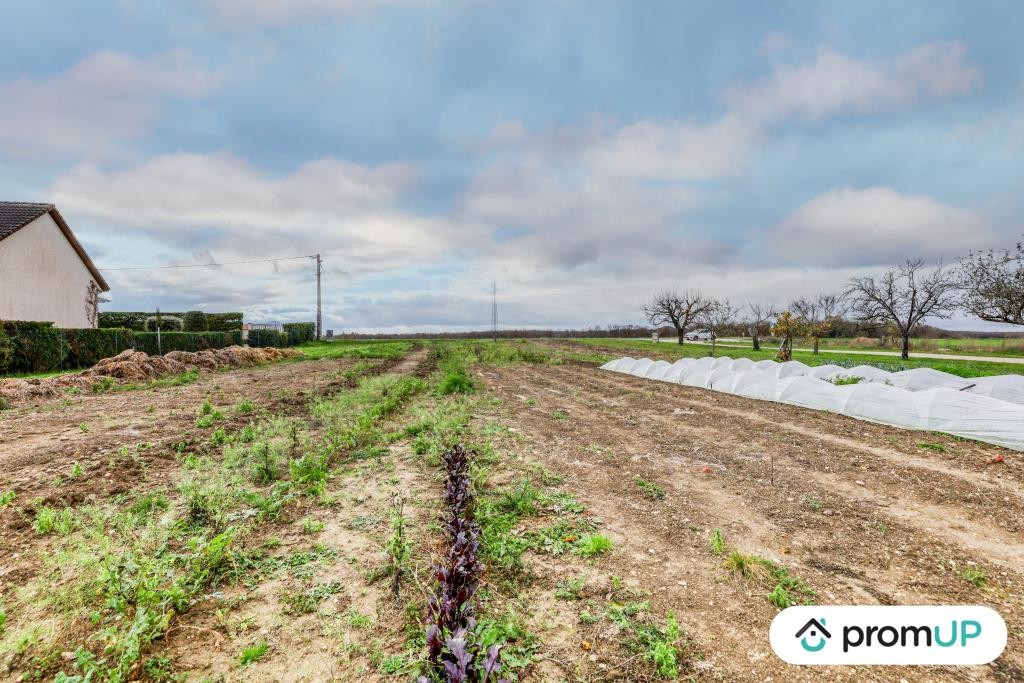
3 1 1023 332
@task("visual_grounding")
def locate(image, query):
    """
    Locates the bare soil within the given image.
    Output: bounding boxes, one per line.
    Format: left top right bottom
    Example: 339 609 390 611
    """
1 343 1020 682
475 355 1023 682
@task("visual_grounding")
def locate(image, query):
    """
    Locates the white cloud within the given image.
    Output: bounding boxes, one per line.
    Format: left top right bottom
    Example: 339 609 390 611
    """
730 41 980 123
771 187 990 266
0 50 220 159
51 152 481 274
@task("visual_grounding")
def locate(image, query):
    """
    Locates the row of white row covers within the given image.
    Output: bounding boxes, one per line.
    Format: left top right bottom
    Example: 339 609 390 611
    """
600 356 1024 451
606 355 1024 403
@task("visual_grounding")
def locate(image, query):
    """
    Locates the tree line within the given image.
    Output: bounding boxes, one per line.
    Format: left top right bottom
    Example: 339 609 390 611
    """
644 241 1024 360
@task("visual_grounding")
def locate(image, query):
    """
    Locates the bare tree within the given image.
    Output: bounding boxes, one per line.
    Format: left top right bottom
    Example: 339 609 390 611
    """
745 301 776 351
702 298 739 356
957 240 1024 325
845 259 958 360
643 289 714 345
790 293 847 354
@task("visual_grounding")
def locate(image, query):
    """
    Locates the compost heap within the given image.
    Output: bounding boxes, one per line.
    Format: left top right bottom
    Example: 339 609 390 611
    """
0 346 300 404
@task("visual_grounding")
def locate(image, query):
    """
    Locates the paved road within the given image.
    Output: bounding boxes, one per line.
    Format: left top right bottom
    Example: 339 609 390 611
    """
653 338 1024 365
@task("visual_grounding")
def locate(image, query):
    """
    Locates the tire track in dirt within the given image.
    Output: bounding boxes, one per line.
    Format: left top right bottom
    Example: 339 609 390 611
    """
483 363 1023 682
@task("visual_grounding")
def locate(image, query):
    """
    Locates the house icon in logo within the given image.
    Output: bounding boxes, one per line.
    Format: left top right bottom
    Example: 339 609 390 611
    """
796 618 831 652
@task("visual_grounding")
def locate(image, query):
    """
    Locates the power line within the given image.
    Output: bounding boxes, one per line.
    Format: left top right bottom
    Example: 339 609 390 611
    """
99 255 317 271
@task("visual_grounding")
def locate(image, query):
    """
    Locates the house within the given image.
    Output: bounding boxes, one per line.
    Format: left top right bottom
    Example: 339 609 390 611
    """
0 202 109 328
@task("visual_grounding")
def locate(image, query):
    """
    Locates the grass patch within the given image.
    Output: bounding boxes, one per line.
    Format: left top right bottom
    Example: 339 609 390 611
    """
574 533 613 557
239 641 269 667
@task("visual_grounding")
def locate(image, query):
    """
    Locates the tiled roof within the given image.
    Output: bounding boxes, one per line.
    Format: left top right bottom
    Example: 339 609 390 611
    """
0 201 53 241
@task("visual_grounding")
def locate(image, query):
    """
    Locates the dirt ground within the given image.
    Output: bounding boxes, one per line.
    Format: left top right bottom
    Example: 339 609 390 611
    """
1 342 1021 682
479 344 1022 682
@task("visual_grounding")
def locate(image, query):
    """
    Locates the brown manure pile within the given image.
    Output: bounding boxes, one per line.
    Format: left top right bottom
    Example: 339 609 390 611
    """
0 346 300 404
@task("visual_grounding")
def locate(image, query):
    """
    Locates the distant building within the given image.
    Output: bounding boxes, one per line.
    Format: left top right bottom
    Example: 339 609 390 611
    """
0 202 109 328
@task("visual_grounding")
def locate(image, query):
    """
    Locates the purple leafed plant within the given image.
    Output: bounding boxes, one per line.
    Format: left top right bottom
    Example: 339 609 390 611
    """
422 445 508 683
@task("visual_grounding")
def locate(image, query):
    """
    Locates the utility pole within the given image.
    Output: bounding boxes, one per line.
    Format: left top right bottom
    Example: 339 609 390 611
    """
315 253 322 340
491 281 497 342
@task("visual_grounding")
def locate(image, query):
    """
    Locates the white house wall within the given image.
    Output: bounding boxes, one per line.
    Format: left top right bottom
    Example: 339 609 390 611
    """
0 213 99 328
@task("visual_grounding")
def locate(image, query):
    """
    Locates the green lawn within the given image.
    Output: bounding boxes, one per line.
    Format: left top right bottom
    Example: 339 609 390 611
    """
294 339 416 361
816 336 1024 357
571 338 1024 378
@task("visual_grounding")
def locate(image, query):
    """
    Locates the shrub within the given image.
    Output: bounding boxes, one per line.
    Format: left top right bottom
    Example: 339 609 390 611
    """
248 329 283 348
279 332 290 347
144 315 183 332
134 331 232 355
229 330 243 346
0 321 67 373
100 311 243 331
0 328 12 372
182 311 209 332
283 322 315 345
63 328 136 367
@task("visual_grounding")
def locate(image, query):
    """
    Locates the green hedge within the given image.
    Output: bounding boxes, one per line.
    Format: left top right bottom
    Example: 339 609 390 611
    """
0 321 239 375
247 329 285 348
0 321 67 373
64 328 136 368
134 331 234 355
144 315 183 332
99 311 243 332
183 311 209 332
0 328 14 373
283 322 316 345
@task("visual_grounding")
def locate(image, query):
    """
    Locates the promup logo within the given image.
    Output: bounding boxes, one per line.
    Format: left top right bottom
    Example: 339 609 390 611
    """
795 618 831 652
770 606 1006 665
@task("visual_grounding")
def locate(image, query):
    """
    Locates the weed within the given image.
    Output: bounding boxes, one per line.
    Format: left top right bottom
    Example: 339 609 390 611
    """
0 604 6 634
644 611 682 679
239 641 269 666
347 610 371 629
917 441 947 453
554 576 585 600
768 584 793 609
210 427 229 445
962 567 988 588
551 410 568 420
580 610 599 624
375 653 410 674
69 462 83 478
800 494 822 512
301 517 325 534
726 551 815 608
710 528 725 556
34 506 76 535
284 582 342 614
236 399 257 413
829 375 863 385
128 493 170 521
143 655 175 681
496 479 545 516
78 422 89 433
575 533 613 557
634 476 666 501
437 370 474 395
384 495 411 597
725 551 764 579
0 490 13 507
251 443 279 484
